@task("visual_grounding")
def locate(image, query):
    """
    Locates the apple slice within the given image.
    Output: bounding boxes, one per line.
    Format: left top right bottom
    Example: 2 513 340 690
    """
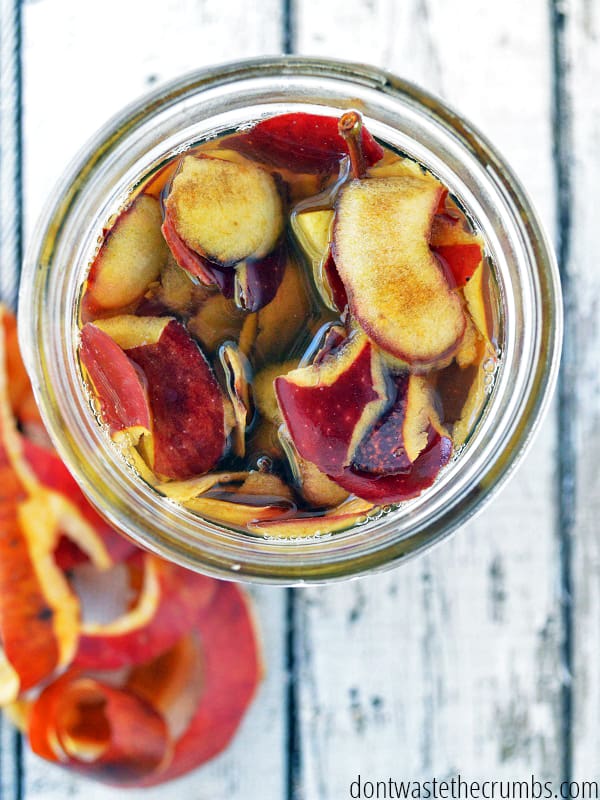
332 371 453 502
279 429 349 509
187 292 245 354
352 374 435 475
227 112 384 174
251 256 312 366
235 470 294 503
253 360 299 425
333 427 453 504
84 194 169 314
234 245 287 312
293 208 348 311
247 498 374 537
293 208 333 259
463 262 495 342
454 312 485 369
27 672 170 786
160 471 250 503
450 363 489 447
219 343 253 457
430 213 483 288
333 176 466 366
163 154 284 267
137 256 213 318
161 211 235 289
126 320 227 480
275 332 390 475
80 323 152 445
184 494 294 529
90 314 172 350
73 553 215 670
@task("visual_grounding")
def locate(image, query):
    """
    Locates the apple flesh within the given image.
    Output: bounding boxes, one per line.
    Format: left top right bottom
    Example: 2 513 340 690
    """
333 176 466 366
275 333 390 475
227 112 384 174
163 154 284 267
253 360 299 426
184 494 294 529
279 430 349 509
84 194 169 315
137 256 213 318
126 320 227 480
293 208 348 311
247 497 373 537
463 262 495 342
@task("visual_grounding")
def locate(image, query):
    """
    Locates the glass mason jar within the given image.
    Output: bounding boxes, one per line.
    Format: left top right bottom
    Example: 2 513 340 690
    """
19 57 562 584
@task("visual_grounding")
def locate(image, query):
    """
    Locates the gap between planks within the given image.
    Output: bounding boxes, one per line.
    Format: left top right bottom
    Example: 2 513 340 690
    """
0 0 24 791
550 0 575 786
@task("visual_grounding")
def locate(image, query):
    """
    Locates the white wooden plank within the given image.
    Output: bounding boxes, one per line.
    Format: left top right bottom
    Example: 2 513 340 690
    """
295 0 562 793
564 0 600 780
20 2 288 799
22 0 283 240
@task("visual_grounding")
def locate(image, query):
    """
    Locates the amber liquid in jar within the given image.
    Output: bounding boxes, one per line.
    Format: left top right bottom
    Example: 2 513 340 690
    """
78 111 500 538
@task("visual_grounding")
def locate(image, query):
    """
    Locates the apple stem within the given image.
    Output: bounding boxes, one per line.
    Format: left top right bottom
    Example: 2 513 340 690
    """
338 111 367 179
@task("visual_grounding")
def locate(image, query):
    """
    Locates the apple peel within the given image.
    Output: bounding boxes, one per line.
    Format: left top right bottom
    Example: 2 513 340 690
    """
137 581 261 786
28 672 171 785
275 332 390 475
219 343 253 457
228 112 384 174
74 553 215 670
126 320 227 480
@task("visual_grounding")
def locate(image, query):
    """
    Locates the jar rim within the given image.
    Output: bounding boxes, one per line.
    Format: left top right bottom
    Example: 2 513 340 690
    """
18 56 562 584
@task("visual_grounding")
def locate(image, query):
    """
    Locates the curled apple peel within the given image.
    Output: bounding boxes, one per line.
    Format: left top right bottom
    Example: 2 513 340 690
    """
0 305 262 787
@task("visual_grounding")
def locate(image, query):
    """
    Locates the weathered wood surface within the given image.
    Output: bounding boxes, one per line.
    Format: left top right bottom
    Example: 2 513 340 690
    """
0 0 593 797
293 0 563 795
8 2 289 800
563 0 600 781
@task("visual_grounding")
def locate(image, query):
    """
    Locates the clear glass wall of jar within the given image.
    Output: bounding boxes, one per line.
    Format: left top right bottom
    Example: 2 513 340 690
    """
19 58 562 583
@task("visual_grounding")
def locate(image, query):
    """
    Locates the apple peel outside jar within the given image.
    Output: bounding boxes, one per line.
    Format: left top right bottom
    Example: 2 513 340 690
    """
19 58 562 584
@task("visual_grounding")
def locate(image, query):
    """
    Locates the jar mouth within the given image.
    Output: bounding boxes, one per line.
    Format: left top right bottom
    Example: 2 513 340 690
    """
19 57 562 584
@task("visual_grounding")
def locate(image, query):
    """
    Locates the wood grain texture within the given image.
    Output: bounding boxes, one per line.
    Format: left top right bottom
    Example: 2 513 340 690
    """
18 2 288 798
294 0 563 794
22 0 283 239
0 717 21 800
563 0 600 779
